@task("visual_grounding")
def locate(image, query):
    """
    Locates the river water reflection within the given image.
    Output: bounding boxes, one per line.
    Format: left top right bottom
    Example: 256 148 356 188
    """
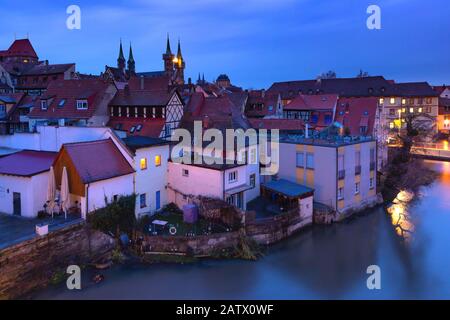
33 160 450 300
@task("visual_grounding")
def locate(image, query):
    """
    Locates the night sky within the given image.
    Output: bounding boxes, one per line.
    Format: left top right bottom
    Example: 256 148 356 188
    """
1 0 449 88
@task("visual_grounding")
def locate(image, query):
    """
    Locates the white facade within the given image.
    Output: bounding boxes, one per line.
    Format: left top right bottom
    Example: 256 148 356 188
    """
133 144 170 217
0 171 49 218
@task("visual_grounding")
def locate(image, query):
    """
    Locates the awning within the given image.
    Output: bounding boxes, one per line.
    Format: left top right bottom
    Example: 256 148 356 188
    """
225 184 253 196
262 179 314 198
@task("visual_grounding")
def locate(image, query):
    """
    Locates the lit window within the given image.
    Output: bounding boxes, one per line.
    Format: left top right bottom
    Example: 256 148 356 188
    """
154 155 161 167
401 98 406 105
418 107 423 113
379 98 384 105
390 98 395 104
140 158 147 170
76 100 88 110
389 122 395 129
228 171 238 182
409 108 414 113
355 182 360 195
402 108 406 113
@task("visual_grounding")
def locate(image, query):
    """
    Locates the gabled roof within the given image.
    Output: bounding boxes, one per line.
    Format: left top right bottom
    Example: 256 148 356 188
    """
334 97 378 136
0 39 38 59
285 94 338 111
0 150 57 177
28 79 112 119
57 139 134 184
111 90 171 106
128 75 170 91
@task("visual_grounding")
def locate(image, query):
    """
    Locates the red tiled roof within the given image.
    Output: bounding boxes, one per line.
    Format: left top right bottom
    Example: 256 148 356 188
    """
111 90 170 106
108 117 165 138
0 150 57 177
249 118 304 131
0 39 38 59
334 97 378 136
58 139 134 184
127 75 170 91
28 79 112 119
285 94 338 111
20 63 74 76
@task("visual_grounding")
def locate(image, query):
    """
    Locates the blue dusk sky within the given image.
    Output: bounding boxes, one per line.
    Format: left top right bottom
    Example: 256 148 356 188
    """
0 0 449 88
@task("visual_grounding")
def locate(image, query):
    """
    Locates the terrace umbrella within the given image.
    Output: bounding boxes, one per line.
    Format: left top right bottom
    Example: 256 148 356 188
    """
60 166 70 220
46 166 56 218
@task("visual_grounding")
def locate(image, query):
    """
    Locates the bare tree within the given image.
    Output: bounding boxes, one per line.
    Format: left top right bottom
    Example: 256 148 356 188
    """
317 70 337 80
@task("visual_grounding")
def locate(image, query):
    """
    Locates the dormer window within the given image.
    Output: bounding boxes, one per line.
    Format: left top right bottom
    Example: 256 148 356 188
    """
58 99 66 107
76 100 88 110
41 100 48 110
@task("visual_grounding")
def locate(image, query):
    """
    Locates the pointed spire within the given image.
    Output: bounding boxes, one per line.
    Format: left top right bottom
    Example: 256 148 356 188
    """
197 73 201 83
117 39 125 70
177 39 183 60
202 73 205 83
166 33 172 55
127 43 135 73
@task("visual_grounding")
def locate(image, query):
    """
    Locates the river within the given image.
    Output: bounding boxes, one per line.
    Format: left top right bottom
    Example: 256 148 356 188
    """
33 160 450 300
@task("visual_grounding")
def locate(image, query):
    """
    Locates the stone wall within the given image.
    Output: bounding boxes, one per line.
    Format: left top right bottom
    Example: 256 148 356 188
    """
245 210 312 245
0 221 115 300
141 231 241 256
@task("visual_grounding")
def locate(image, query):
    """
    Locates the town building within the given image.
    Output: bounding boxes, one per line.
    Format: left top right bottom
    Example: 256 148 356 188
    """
438 98 450 134
107 76 184 139
122 136 171 217
27 78 117 129
0 150 57 217
52 139 135 219
276 129 379 219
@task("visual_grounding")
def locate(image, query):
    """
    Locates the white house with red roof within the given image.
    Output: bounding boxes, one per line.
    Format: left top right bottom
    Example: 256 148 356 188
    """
0 150 57 217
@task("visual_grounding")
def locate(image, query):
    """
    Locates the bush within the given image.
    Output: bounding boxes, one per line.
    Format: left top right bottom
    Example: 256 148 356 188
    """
88 194 137 237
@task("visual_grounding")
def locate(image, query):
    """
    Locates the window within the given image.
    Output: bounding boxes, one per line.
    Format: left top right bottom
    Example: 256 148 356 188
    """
402 98 406 105
140 158 147 170
306 153 314 169
390 97 396 104
389 109 395 116
338 187 344 200
370 177 375 189
418 98 423 105
402 107 406 113
418 107 423 113
425 106 431 113
379 98 384 105
58 99 66 107
355 182 360 194
41 100 48 110
182 169 189 177
389 122 395 129
130 126 136 134
136 124 142 132
228 171 238 182
113 195 119 202
409 107 414 113
324 114 332 125
76 100 88 110
250 174 256 188
296 152 304 168
426 98 432 104
154 155 161 167
140 194 147 208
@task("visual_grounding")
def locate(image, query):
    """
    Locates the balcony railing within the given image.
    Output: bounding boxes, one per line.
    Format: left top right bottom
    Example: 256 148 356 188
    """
355 165 361 175
338 170 345 180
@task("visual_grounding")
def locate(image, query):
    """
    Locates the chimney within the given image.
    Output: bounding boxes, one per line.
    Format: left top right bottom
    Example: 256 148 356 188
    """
140 75 144 90
305 123 309 138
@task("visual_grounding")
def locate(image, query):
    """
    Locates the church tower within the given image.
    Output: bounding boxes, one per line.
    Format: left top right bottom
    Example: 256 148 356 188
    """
127 43 135 74
163 34 174 77
174 39 185 85
117 40 126 72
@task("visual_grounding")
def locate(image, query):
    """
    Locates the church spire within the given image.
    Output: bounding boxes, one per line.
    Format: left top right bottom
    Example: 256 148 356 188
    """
176 39 183 60
127 43 135 73
166 33 172 55
117 39 125 71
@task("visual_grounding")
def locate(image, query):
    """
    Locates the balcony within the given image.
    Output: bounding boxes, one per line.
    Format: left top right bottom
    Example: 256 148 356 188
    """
355 165 361 175
338 170 345 180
